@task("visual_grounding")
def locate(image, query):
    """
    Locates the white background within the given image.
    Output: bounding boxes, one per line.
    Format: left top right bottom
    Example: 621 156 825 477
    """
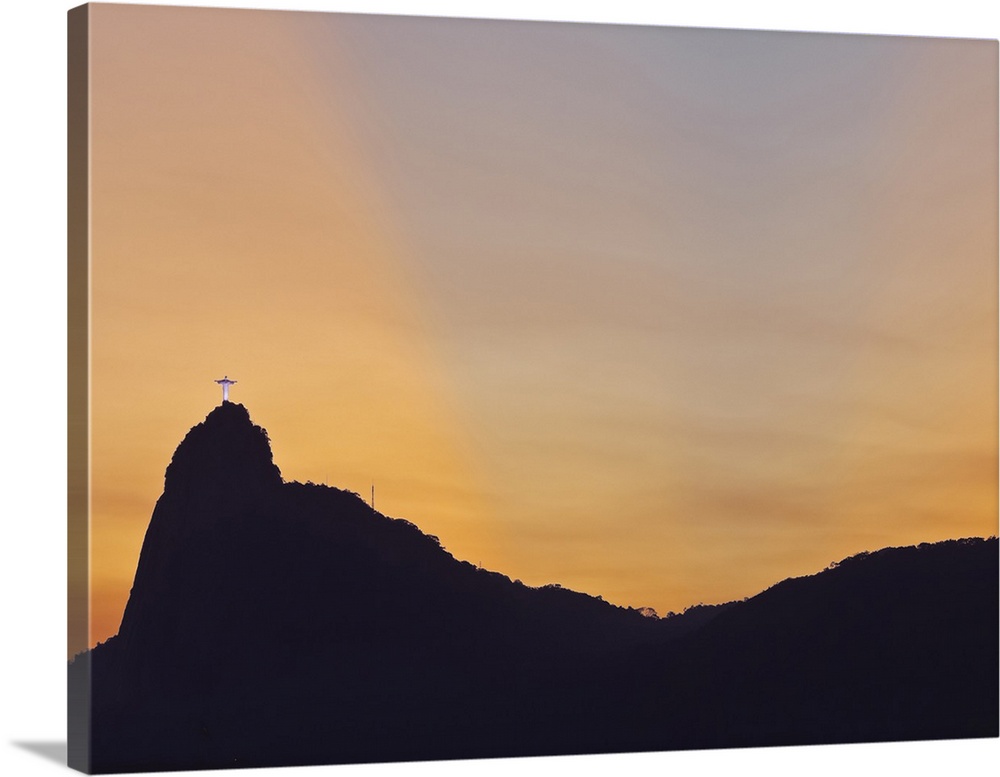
1 2 997 776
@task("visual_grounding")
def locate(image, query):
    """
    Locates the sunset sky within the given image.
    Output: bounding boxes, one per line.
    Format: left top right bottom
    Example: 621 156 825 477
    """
83 3 997 652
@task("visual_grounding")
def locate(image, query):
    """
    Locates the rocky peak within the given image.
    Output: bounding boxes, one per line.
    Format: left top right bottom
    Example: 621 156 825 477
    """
161 402 282 513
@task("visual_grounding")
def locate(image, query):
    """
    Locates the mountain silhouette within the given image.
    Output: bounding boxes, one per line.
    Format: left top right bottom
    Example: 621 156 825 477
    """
70 403 998 773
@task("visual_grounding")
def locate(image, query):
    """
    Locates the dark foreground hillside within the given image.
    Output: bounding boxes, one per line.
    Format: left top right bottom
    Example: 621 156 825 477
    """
592 537 998 752
70 403 999 773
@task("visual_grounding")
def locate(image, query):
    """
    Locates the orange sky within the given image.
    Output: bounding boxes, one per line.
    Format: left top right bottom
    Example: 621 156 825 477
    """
81 3 997 655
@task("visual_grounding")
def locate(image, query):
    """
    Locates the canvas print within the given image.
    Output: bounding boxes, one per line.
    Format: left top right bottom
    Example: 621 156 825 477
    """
67 3 999 773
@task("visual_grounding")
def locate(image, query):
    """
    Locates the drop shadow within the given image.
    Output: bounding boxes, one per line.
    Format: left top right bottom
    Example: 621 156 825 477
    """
11 741 67 766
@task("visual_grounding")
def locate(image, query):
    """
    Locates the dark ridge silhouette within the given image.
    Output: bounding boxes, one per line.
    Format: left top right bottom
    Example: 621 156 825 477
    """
71 403 999 773
585 538 999 753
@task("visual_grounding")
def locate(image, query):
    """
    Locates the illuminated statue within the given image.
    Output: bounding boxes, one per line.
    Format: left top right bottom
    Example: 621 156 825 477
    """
214 375 237 403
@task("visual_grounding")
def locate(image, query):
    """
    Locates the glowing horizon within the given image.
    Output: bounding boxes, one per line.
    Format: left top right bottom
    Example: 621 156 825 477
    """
79 4 997 656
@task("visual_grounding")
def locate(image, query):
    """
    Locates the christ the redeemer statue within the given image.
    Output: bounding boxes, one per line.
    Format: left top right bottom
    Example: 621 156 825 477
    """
215 375 237 403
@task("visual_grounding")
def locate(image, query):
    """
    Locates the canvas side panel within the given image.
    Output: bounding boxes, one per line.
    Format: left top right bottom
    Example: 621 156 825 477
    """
67 3 91 773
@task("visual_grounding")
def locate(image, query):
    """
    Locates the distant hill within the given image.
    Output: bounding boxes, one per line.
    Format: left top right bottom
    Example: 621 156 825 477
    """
588 538 998 752
70 403 998 773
